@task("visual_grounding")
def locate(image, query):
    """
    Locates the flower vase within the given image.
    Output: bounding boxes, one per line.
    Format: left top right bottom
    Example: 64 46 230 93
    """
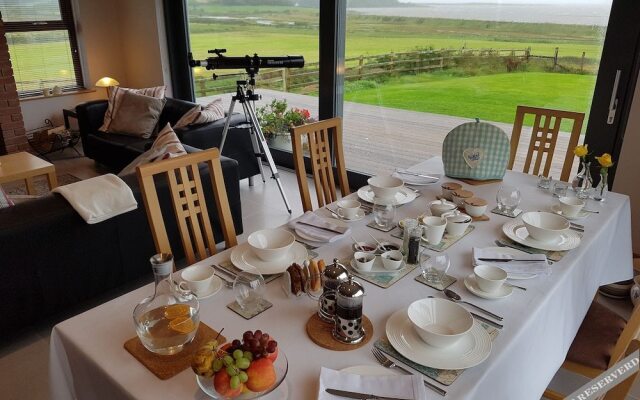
593 170 608 202
572 161 593 199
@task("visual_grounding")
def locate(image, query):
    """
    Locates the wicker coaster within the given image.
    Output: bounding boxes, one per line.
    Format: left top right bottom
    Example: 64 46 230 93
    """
414 273 457 291
367 221 396 232
306 313 373 351
490 207 523 218
124 322 225 380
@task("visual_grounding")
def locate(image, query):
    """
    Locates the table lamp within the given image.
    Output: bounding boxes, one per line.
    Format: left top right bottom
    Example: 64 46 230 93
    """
95 77 120 97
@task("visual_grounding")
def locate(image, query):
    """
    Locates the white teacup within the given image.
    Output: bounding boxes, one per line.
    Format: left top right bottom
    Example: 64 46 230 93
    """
444 212 472 237
558 196 585 217
381 250 403 270
336 199 361 220
181 265 215 297
354 251 375 272
421 216 447 245
474 264 507 293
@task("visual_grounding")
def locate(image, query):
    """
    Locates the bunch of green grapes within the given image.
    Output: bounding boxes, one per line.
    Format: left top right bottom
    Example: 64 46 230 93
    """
213 349 253 389
191 339 221 377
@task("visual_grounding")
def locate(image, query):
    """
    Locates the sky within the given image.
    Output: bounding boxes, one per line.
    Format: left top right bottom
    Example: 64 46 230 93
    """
399 0 610 4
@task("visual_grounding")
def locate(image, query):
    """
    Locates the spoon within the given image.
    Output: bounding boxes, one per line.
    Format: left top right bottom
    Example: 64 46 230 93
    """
443 289 504 321
368 232 389 252
350 235 365 252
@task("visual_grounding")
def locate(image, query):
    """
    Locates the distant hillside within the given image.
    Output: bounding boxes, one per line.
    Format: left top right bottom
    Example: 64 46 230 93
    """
212 0 404 7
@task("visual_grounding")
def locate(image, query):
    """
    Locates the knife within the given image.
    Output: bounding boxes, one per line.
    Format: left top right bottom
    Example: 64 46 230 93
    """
470 311 504 329
297 220 344 234
478 258 542 263
325 388 411 400
395 170 439 181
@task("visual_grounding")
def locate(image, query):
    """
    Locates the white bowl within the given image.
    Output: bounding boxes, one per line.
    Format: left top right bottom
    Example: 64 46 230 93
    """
354 251 375 272
247 228 295 261
407 298 473 348
381 250 403 270
558 196 585 217
522 211 570 243
368 175 404 201
474 264 507 293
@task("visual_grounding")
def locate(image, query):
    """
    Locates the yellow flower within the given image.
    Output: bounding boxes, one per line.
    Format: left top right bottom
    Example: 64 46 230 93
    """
574 144 589 158
596 153 614 168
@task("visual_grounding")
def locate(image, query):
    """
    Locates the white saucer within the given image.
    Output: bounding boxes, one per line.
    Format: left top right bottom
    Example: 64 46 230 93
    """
473 246 538 280
195 276 223 300
230 242 308 275
464 274 513 299
332 208 366 222
357 186 417 206
349 257 406 275
294 217 349 243
502 219 581 251
340 365 398 376
550 204 589 220
392 171 441 186
385 308 491 370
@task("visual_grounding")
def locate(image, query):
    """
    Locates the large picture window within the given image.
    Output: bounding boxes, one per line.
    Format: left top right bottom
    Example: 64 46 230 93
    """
1 0 84 97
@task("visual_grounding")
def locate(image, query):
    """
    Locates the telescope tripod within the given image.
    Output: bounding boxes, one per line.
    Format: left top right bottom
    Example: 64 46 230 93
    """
219 78 292 214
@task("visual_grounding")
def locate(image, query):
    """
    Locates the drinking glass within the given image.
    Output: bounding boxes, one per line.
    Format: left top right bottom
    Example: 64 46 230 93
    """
233 271 266 312
553 182 568 198
372 197 396 230
420 251 450 284
496 185 521 213
537 175 552 189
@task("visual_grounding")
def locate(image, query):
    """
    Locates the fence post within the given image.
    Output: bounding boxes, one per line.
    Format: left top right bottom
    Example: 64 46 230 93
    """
282 68 289 92
553 47 559 69
358 55 364 79
390 52 395 74
526 47 531 61
581 51 586 72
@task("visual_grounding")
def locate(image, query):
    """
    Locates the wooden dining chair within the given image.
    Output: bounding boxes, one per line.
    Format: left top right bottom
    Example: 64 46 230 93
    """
290 117 350 212
543 300 640 400
508 105 585 182
136 148 237 266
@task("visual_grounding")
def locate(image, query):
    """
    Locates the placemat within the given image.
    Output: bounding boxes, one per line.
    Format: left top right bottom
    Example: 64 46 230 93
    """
124 322 225 380
374 322 499 386
342 258 419 289
422 225 476 252
414 273 457 291
306 313 373 351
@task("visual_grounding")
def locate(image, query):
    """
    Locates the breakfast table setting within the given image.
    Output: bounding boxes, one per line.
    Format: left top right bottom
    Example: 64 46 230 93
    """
49 155 633 400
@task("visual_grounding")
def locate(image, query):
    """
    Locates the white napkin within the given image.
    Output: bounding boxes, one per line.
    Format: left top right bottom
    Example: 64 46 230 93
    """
52 174 137 224
289 211 351 243
318 367 427 400
472 247 551 275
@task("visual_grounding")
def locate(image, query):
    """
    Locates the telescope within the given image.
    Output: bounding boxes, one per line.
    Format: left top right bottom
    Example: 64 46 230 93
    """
188 49 304 75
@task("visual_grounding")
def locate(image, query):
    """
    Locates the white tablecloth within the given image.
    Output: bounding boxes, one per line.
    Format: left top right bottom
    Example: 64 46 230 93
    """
49 159 633 400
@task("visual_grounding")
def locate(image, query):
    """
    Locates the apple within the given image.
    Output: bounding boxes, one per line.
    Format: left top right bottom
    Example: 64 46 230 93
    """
213 369 243 398
246 358 276 392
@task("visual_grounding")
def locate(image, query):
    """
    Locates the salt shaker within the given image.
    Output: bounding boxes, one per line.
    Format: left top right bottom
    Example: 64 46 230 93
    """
333 277 366 344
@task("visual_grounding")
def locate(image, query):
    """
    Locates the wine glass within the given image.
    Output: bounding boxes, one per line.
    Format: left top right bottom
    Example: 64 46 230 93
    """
372 197 396 230
496 185 521 214
420 251 450 284
233 271 266 313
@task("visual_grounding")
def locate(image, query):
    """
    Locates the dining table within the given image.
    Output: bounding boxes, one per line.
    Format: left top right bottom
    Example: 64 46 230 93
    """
49 157 633 400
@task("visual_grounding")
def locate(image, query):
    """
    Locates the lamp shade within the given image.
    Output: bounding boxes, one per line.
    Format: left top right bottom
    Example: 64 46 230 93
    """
95 77 120 88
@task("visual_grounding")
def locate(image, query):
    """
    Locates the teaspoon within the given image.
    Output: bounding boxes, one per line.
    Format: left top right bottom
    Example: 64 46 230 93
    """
444 288 504 321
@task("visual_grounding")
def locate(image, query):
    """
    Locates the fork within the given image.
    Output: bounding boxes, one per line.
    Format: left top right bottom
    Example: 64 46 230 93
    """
371 348 447 396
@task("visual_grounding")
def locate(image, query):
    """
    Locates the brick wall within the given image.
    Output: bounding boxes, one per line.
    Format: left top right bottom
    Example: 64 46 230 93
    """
0 18 28 155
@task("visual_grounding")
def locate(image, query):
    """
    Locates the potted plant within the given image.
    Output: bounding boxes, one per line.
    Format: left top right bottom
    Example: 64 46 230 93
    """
256 99 314 149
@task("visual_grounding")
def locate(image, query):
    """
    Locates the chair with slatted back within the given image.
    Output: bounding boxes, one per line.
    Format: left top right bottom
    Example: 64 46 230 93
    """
508 105 585 182
543 300 640 400
136 148 237 266
290 117 350 212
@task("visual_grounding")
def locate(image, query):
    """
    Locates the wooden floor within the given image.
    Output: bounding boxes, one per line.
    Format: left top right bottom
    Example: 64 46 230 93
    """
200 89 580 180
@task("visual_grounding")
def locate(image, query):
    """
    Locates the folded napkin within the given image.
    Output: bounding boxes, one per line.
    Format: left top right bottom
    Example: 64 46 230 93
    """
289 211 351 243
472 247 551 276
318 367 427 400
52 174 137 224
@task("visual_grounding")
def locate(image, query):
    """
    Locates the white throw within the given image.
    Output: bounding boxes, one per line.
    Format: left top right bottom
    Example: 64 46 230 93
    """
52 174 137 224
289 211 351 243
318 367 427 400
472 247 551 275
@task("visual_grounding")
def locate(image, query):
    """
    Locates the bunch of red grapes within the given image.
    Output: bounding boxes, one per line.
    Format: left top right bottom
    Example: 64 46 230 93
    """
228 330 277 360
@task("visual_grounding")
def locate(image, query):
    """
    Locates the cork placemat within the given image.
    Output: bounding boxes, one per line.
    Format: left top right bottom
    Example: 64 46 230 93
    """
457 178 503 186
306 313 373 351
124 322 225 380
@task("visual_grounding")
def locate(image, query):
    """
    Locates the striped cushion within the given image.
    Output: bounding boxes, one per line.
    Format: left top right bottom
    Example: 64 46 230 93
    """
173 98 225 129
117 124 186 176
99 85 166 132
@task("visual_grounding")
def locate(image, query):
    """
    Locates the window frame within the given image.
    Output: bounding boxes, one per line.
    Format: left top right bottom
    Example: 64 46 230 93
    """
4 0 85 98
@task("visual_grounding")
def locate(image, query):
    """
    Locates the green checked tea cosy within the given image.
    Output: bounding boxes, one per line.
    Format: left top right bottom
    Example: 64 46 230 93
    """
442 121 510 180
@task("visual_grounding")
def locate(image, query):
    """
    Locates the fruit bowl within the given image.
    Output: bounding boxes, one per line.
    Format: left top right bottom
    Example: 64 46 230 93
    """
196 350 288 399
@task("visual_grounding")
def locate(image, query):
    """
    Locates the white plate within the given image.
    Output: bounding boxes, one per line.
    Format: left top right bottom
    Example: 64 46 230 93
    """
385 308 492 370
195 276 223 300
473 246 538 280
230 242 308 275
550 204 589 220
294 217 349 243
464 274 513 299
357 186 417 206
330 208 366 222
349 257 406 275
392 171 441 186
502 219 581 251
340 365 399 376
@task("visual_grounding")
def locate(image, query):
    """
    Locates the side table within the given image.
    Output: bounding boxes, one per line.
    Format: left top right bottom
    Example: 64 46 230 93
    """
0 152 57 195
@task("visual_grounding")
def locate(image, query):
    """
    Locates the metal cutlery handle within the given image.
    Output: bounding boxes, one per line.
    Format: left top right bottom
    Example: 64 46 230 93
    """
471 312 504 329
393 364 447 396
462 300 503 321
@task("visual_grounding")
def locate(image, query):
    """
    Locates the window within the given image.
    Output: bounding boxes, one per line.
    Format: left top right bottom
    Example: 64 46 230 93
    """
1 0 84 97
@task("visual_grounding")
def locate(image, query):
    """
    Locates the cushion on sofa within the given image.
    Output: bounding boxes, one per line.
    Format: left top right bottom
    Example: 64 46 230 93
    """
173 98 225 129
100 85 166 132
119 123 187 176
106 91 166 138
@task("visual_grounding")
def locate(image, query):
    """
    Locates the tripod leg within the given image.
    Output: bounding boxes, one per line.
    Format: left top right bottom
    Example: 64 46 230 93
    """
240 101 267 183
219 99 237 153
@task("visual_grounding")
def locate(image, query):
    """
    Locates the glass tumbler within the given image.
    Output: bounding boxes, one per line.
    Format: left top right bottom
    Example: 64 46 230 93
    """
372 197 396 230
553 182 568 198
496 185 521 213
233 271 266 313
420 251 450 284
